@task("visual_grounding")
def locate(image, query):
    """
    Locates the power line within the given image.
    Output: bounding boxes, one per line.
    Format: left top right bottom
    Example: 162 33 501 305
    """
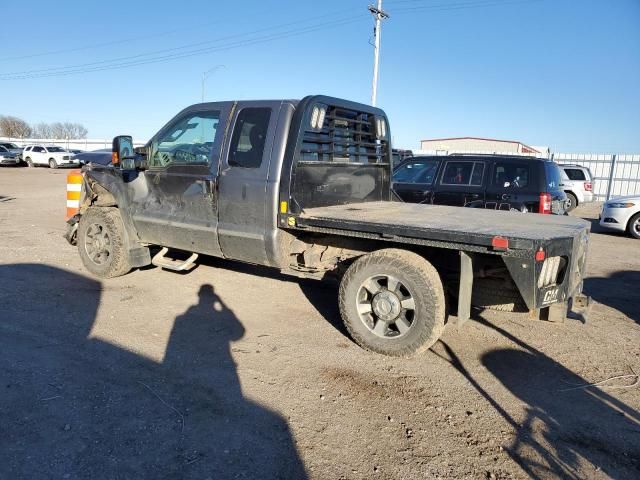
389 0 542 14
0 6 362 67
0 16 366 80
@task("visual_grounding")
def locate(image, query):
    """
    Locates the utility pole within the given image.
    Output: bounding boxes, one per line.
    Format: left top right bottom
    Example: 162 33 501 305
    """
369 0 389 107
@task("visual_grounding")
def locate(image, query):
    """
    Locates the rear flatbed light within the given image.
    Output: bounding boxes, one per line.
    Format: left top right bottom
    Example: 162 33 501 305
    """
535 248 546 262
491 236 509 250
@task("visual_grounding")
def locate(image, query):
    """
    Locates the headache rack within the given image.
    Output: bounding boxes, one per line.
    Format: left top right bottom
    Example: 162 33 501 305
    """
280 95 393 214
299 105 390 164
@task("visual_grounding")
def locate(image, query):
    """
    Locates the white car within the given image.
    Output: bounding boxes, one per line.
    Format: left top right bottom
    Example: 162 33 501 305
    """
559 164 595 212
600 195 640 239
22 144 79 169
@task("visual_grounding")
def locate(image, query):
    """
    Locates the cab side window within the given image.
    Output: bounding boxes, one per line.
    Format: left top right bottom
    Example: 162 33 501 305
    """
150 110 220 168
441 161 484 186
33 146 44 153
228 108 271 169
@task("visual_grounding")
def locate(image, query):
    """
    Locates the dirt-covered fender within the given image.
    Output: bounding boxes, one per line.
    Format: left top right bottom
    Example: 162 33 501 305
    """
79 166 151 268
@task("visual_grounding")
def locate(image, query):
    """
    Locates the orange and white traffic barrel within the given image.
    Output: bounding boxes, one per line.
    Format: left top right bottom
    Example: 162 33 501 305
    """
66 169 83 219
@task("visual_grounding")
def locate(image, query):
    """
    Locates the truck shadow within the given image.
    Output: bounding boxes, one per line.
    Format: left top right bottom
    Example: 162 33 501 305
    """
433 317 640 478
583 270 640 324
0 264 307 479
197 256 350 337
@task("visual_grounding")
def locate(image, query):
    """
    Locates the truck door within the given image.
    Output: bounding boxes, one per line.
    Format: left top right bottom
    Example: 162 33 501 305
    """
129 104 231 256
432 159 486 207
217 103 278 265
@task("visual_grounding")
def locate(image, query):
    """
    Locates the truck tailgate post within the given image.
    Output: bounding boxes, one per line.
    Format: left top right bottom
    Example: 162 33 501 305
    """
457 251 473 328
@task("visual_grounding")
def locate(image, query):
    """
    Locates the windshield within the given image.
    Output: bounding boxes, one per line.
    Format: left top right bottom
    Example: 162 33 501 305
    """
1 143 19 149
47 146 65 152
393 159 440 184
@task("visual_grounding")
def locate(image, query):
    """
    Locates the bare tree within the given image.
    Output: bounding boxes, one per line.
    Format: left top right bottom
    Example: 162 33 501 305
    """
0 115 32 138
3 116 89 139
47 121 88 139
31 122 53 138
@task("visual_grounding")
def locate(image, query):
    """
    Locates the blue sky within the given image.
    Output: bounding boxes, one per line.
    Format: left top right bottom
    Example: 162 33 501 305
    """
1 0 638 152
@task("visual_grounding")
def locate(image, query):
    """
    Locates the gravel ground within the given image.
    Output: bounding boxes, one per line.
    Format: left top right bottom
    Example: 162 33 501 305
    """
1 167 639 480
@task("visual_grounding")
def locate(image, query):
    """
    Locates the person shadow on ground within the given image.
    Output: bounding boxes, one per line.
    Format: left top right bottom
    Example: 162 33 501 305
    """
161 284 308 479
0 265 307 479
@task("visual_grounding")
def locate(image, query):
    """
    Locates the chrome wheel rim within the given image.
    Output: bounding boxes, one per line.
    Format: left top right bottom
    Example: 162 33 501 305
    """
84 223 112 265
356 274 415 338
634 218 640 236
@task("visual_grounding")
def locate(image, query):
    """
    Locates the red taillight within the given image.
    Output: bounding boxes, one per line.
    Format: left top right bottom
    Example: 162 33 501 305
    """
535 249 546 262
584 182 592 191
539 192 552 214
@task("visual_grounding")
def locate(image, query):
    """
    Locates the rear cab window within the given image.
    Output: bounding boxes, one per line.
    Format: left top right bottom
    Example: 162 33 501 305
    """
393 159 440 184
228 108 272 169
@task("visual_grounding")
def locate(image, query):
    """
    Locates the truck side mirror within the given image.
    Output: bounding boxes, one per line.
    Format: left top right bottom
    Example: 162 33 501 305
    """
112 135 134 167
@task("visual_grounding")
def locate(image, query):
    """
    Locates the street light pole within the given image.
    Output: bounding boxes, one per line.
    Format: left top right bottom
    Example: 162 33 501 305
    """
201 64 227 102
368 1 389 107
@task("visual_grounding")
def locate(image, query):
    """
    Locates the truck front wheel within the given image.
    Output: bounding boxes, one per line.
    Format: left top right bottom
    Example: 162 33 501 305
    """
78 207 132 278
339 249 446 357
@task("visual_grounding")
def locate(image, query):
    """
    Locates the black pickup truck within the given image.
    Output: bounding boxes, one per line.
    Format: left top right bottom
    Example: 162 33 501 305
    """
65 95 590 357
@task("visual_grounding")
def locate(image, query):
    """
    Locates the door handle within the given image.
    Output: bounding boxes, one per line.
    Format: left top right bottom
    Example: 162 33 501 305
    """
501 194 511 200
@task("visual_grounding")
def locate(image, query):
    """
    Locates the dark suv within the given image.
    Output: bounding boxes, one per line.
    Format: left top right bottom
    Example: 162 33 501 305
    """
392 154 567 214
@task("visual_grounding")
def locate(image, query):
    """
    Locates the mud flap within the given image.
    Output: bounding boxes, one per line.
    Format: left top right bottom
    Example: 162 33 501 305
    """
456 251 473 328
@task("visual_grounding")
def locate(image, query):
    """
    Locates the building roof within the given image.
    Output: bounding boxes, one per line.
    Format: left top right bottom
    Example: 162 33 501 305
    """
420 136 540 153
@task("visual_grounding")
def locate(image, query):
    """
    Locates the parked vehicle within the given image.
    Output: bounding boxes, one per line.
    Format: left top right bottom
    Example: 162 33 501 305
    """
392 154 568 215
0 145 20 166
599 195 640 239
559 164 594 211
71 148 112 166
22 144 80 168
0 142 24 160
392 148 413 167
63 95 589 357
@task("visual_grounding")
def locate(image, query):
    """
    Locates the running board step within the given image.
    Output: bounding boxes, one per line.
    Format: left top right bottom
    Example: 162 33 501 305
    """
151 247 198 272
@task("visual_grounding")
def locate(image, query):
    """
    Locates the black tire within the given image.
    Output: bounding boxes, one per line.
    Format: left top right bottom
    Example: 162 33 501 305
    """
565 192 578 212
78 207 132 278
471 277 527 312
628 212 640 240
25 157 34 168
339 249 446 357
49 158 58 169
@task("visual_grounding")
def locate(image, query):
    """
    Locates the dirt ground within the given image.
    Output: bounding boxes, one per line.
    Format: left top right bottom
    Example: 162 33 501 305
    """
1 167 639 480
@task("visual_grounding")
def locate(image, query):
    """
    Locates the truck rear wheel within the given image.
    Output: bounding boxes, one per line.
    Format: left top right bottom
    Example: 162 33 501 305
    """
78 207 131 278
339 249 446 357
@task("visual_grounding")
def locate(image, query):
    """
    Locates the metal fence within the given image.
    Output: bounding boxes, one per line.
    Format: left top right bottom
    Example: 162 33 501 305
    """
552 153 640 201
415 149 640 201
